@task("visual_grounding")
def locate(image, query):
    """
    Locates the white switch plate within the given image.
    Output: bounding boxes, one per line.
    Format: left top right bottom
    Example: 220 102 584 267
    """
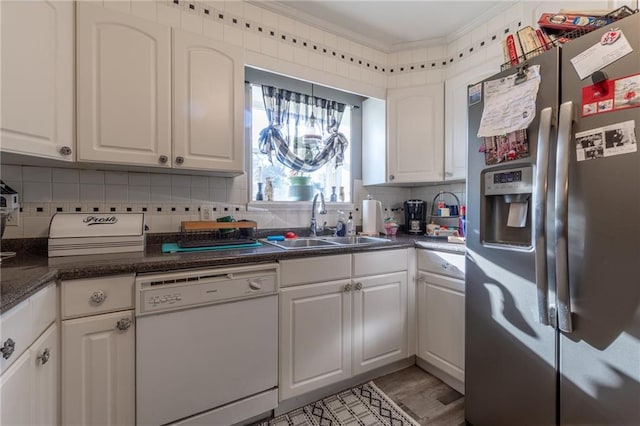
5 210 19 226
200 205 213 221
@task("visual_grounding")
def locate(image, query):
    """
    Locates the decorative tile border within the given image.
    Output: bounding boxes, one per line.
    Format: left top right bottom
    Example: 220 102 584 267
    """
164 0 523 76
164 0 392 74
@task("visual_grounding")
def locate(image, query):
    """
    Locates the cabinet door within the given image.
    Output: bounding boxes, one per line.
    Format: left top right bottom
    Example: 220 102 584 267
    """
62 310 135 426
387 84 444 183
173 30 244 173
76 3 171 167
444 62 500 180
418 271 465 382
352 272 408 375
31 323 58 426
0 347 32 425
0 0 74 161
279 280 352 400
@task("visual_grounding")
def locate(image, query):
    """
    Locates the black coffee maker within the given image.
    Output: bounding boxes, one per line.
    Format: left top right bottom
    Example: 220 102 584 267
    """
404 200 427 234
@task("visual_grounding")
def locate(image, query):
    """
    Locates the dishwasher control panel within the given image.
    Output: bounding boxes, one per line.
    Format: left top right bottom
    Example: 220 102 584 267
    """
135 263 278 315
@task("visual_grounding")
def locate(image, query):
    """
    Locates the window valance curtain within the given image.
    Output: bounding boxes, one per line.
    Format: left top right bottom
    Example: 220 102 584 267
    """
258 85 349 173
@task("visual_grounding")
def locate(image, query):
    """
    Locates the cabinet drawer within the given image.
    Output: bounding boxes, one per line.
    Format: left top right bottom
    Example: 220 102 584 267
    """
353 249 407 277
30 284 57 341
280 255 351 287
418 249 465 280
0 298 31 374
0 283 57 375
62 274 135 319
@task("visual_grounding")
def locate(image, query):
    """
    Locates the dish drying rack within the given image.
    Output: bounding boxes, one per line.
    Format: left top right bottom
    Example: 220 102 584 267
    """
178 220 257 248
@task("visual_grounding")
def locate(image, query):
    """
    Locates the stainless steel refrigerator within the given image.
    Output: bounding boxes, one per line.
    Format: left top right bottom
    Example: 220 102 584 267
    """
466 12 640 425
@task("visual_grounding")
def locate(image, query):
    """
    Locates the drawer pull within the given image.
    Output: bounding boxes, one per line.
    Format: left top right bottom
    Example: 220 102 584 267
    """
116 318 132 331
90 290 107 305
441 262 452 270
37 348 51 365
1 338 16 359
344 283 353 292
355 282 363 291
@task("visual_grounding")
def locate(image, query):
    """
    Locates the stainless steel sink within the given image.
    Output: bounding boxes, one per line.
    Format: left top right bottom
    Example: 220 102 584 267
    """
261 238 340 249
318 236 391 245
261 236 391 250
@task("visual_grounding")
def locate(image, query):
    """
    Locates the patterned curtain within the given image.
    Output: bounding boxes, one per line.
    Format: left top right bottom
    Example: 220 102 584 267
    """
258 85 349 173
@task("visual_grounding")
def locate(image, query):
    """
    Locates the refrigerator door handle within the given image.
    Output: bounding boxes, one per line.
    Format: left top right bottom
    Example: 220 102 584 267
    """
555 101 574 333
533 107 553 326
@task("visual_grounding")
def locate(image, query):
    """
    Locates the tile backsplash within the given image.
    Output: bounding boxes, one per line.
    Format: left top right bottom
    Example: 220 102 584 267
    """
1 165 464 239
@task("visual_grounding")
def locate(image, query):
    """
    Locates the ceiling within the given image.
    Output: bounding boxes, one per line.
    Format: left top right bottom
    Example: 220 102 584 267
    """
254 1 517 51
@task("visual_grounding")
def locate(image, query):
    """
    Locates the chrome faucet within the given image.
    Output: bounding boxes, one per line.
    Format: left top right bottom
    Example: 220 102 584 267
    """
310 192 327 236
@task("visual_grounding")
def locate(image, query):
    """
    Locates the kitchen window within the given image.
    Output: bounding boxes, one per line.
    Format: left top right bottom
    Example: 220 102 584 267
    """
248 71 360 203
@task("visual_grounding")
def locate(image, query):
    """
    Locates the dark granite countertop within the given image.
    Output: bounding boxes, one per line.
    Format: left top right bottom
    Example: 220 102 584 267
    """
1 234 465 314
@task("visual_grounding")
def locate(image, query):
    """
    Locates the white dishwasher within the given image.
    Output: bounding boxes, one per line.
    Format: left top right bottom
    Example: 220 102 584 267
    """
135 263 279 426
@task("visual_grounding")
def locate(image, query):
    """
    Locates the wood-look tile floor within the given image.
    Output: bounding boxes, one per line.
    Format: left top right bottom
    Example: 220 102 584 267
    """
373 366 465 426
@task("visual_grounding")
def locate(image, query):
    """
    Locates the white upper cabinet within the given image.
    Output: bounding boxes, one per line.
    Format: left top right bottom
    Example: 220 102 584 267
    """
0 0 74 161
172 30 244 173
444 61 500 181
76 2 172 167
387 84 444 183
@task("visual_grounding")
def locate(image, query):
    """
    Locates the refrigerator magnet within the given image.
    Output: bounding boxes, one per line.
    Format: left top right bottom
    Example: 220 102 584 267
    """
570 30 633 80
575 120 637 162
582 73 640 117
468 82 482 106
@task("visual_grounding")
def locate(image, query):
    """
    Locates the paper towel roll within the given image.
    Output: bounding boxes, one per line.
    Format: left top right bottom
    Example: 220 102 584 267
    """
363 199 384 235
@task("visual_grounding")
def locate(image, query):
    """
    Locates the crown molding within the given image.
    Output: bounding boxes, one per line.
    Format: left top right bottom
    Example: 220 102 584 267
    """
249 1 515 54
248 0 398 53
446 1 518 44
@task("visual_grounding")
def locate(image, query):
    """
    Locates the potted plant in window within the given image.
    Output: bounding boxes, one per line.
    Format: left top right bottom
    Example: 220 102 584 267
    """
288 172 314 201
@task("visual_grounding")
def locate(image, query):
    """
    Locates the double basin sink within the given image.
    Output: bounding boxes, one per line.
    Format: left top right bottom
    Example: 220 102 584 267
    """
261 236 391 250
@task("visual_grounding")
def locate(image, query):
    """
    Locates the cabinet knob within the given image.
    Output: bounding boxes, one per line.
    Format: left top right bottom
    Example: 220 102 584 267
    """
159 155 168 164
59 146 72 156
355 282 363 291
344 283 353 292
116 318 132 331
389 174 395 181
90 290 107 305
445 172 453 177
441 262 452 270
37 348 51 365
0 338 15 360
175 156 185 165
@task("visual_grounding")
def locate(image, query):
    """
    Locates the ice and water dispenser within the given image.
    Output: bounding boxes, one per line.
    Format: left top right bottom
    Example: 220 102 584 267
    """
481 165 533 247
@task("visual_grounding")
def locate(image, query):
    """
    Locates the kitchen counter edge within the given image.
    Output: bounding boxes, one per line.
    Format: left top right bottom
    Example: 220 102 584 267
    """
1 236 465 313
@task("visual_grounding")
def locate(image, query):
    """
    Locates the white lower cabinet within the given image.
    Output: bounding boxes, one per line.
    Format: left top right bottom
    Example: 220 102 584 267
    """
279 249 409 400
61 275 135 426
31 324 59 426
0 340 32 425
352 272 408 375
279 280 352 400
417 249 465 392
0 284 57 426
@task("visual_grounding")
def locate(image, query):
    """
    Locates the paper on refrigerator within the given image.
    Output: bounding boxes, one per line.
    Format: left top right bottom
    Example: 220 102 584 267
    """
477 65 541 137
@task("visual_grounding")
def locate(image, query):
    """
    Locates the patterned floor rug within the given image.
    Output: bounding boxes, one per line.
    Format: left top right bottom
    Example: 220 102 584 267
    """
259 381 420 426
